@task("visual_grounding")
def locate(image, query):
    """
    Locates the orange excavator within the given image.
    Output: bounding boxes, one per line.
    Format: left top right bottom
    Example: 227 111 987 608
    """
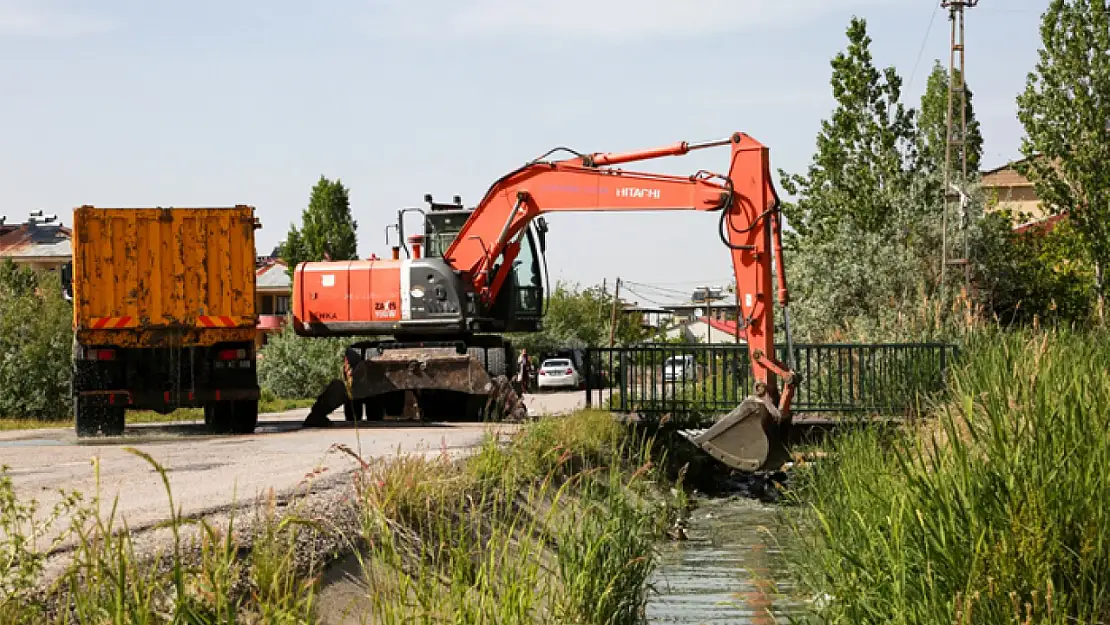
292 132 798 471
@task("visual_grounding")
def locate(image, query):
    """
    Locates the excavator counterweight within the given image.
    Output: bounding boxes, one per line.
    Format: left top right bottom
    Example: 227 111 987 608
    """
293 132 798 472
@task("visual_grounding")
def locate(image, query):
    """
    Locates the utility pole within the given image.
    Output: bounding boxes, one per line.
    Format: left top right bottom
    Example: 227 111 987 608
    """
940 0 978 291
608 278 621 348
700 286 714 344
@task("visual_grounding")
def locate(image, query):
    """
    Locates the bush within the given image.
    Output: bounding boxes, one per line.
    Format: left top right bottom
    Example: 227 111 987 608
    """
786 329 1110 624
0 263 74 420
257 318 348 399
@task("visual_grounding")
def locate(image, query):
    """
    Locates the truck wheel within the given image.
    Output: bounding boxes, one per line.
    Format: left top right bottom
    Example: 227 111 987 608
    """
205 402 232 434
229 400 258 434
487 347 507 377
102 407 125 436
74 397 102 437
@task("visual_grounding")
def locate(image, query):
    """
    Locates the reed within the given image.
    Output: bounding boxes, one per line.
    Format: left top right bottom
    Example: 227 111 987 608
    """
785 329 1110 624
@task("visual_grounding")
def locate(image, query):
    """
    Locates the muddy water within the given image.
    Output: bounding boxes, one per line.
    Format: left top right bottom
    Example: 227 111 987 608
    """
647 497 810 624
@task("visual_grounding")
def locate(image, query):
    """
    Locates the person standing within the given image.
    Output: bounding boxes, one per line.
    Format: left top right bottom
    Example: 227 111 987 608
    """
516 349 532 393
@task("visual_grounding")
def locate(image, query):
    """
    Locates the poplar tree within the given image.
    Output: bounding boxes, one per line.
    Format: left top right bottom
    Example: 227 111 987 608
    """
779 17 915 240
281 176 358 274
1016 0 1110 321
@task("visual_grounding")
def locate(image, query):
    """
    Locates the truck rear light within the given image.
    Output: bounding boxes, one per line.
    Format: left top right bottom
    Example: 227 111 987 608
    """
83 348 116 361
218 348 248 361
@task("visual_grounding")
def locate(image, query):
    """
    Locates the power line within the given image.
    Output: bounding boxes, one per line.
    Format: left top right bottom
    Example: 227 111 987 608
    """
908 3 942 90
621 286 672 307
620 281 692 299
621 277 734 287
622 279 733 298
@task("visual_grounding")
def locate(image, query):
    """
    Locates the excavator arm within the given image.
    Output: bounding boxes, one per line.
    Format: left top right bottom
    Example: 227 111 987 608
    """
445 132 797 421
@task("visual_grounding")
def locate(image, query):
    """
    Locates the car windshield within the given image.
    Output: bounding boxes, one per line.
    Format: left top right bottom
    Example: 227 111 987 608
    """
543 360 571 368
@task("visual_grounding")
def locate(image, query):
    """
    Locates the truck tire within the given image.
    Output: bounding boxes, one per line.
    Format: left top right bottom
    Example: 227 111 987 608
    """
102 407 125 436
205 400 258 434
205 402 232 434
230 400 258 434
74 397 101 437
74 398 125 437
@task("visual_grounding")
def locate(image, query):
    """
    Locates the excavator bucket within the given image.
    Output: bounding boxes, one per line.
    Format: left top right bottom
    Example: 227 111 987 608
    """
678 396 791 472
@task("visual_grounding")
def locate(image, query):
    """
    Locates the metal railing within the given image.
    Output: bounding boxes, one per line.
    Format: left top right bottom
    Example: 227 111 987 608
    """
584 342 959 419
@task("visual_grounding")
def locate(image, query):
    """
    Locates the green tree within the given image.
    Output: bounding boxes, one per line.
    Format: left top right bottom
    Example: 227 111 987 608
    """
510 281 644 355
0 269 74 420
0 259 36 297
1016 0 1110 321
917 61 984 180
972 211 1094 325
779 16 915 239
281 176 358 274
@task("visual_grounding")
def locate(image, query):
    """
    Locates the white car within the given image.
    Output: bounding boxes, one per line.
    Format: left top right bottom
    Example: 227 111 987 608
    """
663 355 697 383
536 358 580 390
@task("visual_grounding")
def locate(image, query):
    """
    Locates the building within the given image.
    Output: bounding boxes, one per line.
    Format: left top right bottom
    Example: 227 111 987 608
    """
0 211 72 272
621 304 673 332
980 157 1067 234
657 292 739 325
660 316 744 344
255 256 292 347
981 158 1045 221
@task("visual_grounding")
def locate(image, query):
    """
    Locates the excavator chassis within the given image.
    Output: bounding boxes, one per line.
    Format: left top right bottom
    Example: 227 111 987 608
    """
304 339 528 425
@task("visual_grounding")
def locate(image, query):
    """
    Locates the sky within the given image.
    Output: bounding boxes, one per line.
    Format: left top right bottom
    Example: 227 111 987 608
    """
1 0 1053 306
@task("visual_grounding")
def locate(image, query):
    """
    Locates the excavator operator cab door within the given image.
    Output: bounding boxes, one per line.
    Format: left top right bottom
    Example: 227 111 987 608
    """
510 224 545 324
483 222 546 332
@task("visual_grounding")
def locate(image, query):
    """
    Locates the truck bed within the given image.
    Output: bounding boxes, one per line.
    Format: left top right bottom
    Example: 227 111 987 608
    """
72 206 259 347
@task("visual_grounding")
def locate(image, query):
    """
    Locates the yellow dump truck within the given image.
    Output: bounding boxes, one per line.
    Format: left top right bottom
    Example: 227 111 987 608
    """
68 206 261 436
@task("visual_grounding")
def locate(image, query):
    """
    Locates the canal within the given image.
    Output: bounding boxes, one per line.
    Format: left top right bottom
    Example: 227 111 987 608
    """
646 496 810 624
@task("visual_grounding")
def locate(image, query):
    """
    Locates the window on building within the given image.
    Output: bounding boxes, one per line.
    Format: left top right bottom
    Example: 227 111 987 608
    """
275 296 290 315
261 295 274 315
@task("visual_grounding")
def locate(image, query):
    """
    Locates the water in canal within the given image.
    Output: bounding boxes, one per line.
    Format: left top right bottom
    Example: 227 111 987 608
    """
646 496 812 624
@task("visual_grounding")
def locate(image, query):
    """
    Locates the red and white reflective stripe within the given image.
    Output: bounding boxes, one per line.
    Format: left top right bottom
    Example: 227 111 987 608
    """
88 316 137 329
197 315 238 328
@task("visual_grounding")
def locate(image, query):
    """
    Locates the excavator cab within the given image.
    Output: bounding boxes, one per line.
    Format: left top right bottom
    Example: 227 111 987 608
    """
424 201 548 333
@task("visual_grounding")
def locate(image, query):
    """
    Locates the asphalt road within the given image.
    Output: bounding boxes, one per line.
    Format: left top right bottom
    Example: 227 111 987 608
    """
0 391 587 540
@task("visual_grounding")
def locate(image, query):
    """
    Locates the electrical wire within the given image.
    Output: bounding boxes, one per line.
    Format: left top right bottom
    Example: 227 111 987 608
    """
620 286 672 307
622 278 736 287
620 281 694 299
908 3 941 91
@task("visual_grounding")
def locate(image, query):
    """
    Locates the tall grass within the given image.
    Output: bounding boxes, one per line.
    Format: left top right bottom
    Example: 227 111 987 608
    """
0 450 320 624
786 329 1110 624
347 409 684 625
1 410 684 624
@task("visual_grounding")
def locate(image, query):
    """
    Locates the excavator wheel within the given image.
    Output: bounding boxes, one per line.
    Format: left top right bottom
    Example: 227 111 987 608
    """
679 396 791 472
482 375 529 423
